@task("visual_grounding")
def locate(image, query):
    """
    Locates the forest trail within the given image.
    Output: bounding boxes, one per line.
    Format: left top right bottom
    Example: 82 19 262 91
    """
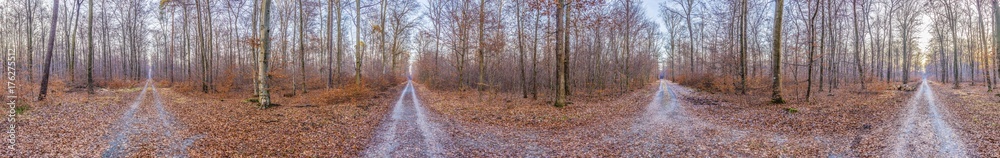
891 79 968 157
101 80 200 157
363 81 446 157
623 80 749 156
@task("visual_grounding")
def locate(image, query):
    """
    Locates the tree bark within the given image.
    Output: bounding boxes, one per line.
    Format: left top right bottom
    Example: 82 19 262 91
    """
258 0 273 107
532 10 539 100
196 0 209 93
771 0 785 104
299 0 307 94
739 0 748 95
38 0 59 101
327 0 334 89
355 0 363 85
554 0 567 107
336 0 343 88
477 0 486 95
852 0 866 90
516 0 527 98
806 0 818 100
948 3 960 88
87 0 94 94
66 0 82 84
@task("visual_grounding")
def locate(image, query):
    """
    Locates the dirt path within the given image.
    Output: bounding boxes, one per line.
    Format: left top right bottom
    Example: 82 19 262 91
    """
891 79 968 157
101 81 151 157
101 80 200 157
622 80 751 156
363 81 447 157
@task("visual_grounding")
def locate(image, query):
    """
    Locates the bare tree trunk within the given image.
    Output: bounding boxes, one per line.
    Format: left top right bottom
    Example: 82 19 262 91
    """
852 0 866 90
948 3 960 88
354 0 363 85
806 0 818 100
771 0 785 104
336 0 343 88
67 0 82 84
86 0 94 94
516 0 527 98
820 0 827 92
26 1 35 83
739 0 748 95
937 22 947 83
38 0 59 101
564 0 572 96
327 0 334 89
995 0 1000 89
886 5 893 83
196 0 209 93
258 0 273 107
993 0 1000 92
685 0 695 75
532 10 539 100
477 0 485 96
299 0 307 94
554 0 567 107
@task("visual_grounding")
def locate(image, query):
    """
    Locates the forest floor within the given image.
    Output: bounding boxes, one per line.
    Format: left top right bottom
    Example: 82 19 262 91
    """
686 82 912 157
6 78 999 157
4 80 403 157
414 79 977 156
929 81 1000 157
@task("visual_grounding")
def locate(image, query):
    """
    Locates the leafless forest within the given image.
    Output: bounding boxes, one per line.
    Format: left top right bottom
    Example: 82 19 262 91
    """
0 0 998 157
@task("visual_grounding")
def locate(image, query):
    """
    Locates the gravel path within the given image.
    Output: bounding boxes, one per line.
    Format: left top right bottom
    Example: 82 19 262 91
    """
101 80 199 157
891 79 968 157
101 81 151 157
363 81 446 157
622 80 750 156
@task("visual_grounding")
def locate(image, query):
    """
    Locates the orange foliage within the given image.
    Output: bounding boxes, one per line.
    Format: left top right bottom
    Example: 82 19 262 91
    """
674 73 737 93
315 83 374 105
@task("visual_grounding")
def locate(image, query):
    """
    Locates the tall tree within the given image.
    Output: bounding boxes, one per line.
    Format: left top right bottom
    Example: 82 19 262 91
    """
38 0 60 101
554 0 567 107
852 0 866 90
946 0 960 89
739 0 748 94
327 0 334 88
531 6 539 99
676 0 697 74
977 0 991 91
65 0 82 84
806 0 818 100
258 0 273 107
994 0 1000 91
335 0 343 88
771 0 785 104
87 0 94 94
354 0 363 85
298 0 307 94
516 0 527 98
477 0 486 94
899 0 917 84
196 0 209 93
